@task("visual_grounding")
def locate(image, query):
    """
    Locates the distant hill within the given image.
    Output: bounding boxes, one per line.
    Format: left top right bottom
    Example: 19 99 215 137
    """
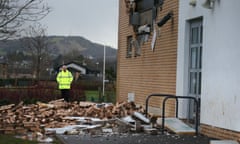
0 36 117 61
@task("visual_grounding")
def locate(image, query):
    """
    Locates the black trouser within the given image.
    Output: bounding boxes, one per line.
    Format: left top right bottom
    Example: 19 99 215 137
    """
61 89 70 102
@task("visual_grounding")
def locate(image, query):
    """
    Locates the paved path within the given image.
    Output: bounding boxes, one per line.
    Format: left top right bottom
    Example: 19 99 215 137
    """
57 133 212 144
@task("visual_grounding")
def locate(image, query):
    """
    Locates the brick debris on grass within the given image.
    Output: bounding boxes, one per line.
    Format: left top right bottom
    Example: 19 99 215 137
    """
0 99 155 142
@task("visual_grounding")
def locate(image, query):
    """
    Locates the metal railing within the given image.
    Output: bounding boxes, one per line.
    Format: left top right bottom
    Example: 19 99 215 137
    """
145 93 200 135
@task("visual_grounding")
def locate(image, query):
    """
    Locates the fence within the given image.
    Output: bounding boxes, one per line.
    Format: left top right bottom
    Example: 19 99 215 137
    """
0 82 85 105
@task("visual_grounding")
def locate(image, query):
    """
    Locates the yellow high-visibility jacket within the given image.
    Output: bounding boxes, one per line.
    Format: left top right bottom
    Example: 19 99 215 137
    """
56 70 73 89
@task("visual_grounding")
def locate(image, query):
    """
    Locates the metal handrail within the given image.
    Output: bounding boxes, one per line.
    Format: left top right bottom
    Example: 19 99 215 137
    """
145 93 177 117
161 96 199 135
145 93 200 135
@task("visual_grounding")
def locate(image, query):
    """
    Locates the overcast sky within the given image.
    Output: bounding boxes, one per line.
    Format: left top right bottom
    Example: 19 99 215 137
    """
40 0 119 48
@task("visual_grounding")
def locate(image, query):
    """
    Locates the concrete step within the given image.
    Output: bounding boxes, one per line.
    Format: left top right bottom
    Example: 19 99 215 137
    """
210 140 239 144
157 117 195 135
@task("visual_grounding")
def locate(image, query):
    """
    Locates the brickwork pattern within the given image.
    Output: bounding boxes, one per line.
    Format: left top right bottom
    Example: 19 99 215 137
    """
117 0 179 117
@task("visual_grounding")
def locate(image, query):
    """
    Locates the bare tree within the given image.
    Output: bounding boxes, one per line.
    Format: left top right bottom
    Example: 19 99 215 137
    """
0 0 50 40
22 23 50 83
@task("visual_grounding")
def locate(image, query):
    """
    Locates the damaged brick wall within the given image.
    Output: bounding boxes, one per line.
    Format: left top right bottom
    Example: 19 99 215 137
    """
117 0 179 117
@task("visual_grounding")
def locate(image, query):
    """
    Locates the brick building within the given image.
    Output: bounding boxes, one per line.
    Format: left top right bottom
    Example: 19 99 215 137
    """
117 0 240 142
117 0 178 116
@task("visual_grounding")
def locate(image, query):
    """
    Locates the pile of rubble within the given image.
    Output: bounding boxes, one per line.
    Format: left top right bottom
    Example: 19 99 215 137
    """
0 99 158 142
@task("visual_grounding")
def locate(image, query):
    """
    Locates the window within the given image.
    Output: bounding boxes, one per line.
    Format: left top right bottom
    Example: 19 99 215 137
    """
126 36 133 58
135 0 154 12
189 22 202 96
188 19 203 120
139 9 153 26
126 0 163 56
128 0 161 31
134 35 146 56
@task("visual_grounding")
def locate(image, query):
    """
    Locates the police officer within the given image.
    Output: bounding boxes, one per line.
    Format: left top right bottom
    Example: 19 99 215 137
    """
56 65 73 102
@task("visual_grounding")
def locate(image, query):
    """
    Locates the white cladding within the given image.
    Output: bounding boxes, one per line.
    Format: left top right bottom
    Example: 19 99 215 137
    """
177 0 240 132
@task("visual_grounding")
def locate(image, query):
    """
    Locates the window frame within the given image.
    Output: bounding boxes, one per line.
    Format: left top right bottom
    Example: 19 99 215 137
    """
126 35 133 58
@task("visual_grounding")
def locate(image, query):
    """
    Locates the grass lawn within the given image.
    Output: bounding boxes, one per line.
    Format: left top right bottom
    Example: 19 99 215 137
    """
0 135 38 144
85 90 116 103
85 90 100 102
0 134 63 144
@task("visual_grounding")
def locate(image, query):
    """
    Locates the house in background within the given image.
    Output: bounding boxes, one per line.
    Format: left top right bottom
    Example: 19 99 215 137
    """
58 61 100 81
117 0 240 141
